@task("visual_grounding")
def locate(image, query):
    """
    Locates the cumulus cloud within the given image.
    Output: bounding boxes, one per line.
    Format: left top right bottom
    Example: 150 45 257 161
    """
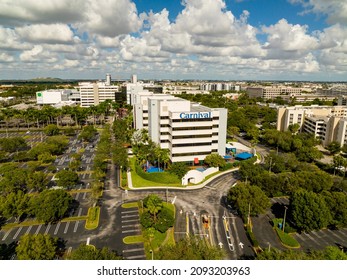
262 19 319 58
16 24 75 44
0 0 85 26
289 0 347 25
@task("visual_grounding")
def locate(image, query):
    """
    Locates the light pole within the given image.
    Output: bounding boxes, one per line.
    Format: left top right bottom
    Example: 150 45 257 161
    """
149 249 154 260
283 206 288 232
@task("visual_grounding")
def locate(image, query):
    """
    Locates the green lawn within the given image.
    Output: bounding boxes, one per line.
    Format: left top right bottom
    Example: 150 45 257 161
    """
85 207 100 230
129 157 183 188
123 235 144 244
272 219 300 248
122 202 139 209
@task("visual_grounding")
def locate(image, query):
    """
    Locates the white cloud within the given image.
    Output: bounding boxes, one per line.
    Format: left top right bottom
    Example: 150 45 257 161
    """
289 0 347 25
0 0 85 26
16 24 75 44
262 19 319 59
0 53 14 62
0 27 31 50
80 0 143 37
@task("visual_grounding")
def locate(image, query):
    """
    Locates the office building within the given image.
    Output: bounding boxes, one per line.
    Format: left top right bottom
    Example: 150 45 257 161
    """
133 93 227 163
277 105 347 146
36 89 80 105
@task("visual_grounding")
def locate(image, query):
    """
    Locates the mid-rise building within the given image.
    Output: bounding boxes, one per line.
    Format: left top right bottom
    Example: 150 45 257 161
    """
277 105 347 146
79 82 119 107
133 93 227 163
247 86 302 99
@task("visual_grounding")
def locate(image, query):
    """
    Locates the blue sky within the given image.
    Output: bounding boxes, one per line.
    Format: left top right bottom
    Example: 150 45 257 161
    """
0 0 346 81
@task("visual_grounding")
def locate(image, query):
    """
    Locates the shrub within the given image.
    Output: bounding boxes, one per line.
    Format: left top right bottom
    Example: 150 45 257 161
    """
135 164 180 184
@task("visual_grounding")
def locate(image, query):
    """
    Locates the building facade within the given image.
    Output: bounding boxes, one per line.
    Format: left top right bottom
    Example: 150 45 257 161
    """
79 82 119 107
277 105 347 146
36 89 80 105
133 93 227 163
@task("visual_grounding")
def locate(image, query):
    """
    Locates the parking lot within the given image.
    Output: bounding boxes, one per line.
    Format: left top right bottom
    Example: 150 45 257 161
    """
118 204 145 260
0 130 100 251
0 190 92 245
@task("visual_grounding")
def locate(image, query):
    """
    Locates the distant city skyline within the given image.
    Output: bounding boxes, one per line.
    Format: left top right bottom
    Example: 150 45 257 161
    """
0 0 347 81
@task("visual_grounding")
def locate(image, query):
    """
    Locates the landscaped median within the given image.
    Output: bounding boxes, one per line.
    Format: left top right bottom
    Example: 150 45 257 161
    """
272 218 300 248
85 206 100 230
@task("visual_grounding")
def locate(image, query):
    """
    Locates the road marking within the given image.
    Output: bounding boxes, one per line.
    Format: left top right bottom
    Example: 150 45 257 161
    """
83 192 87 199
171 195 177 204
121 210 139 214
121 214 139 219
2 229 12 241
34 224 42 235
44 224 51 234
121 224 139 228
327 229 347 243
25 225 33 235
64 222 70 234
122 229 141 234
123 248 144 253
126 255 146 260
73 221 80 233
54 222 61 235
13 227 23 240
75 192 80 200
78 208 83 216
122 219 139 223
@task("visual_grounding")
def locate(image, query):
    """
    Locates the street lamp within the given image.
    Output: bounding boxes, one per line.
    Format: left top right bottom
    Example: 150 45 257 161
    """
149 249 154 260
283 206 288 232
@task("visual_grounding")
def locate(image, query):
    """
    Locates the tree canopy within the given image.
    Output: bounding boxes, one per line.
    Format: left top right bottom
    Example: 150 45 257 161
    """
67 244 122 260
16 234 58 260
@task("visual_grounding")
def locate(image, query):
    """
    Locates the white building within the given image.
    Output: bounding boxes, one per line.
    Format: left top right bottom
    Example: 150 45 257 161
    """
277 105 347 146
134 93 228 163
36 89 80 105
79 82 119 107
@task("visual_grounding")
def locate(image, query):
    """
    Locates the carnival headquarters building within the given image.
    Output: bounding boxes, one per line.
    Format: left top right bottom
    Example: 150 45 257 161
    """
133 93 228 163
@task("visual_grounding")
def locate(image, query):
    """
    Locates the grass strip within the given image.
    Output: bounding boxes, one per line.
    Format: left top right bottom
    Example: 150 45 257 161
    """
123 235 144 244
85 206 100 230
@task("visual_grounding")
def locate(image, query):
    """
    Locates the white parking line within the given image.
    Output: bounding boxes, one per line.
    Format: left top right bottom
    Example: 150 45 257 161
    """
121 210 139 214
34 224 43 235
122 229 141 234
54 222 61 235
44 224 51 234
122 219 140 223
78 208 83 216
25 225 33 235
121 214 139 219
83 192 87 199
327 229 347 243
1 229 12 241
64 222 70 234
126 255 146 260
83 173 86 179
73 221 80 233
75 192 80 200
13 227 23 240
122 248 144 253
121 224 139 228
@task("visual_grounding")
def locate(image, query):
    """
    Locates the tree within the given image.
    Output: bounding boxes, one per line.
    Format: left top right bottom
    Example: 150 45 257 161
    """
0 137 28 153
43 124 60 136
38 152 55 164
157 235 225 260
67 244 122 260
168 162 189 179
332 155 346 176
326 141 341 155
323 191 347 227
155 206 175 233
204 153 226 168
290 189 332 232
29 189 73 223
145 195 163 222
79 125 97 142
55 169 79 188
16 234 58 260
288 123 300 134
26 171 48 192
227 182 270 221
0 190 29 221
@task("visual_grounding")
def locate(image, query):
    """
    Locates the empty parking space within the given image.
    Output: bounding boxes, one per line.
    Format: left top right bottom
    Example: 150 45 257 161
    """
120 205 145 260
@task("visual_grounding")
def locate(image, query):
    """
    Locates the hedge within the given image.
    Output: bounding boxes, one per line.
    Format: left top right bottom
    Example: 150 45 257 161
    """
135 164 180 184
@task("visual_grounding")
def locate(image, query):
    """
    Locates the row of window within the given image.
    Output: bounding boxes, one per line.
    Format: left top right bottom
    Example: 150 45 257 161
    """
172 150 218 157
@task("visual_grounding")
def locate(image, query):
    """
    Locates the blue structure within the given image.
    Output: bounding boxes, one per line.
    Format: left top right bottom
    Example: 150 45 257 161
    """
235 152 253 160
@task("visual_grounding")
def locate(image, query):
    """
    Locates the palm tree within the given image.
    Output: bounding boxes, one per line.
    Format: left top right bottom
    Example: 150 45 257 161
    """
146 195 163 222
161 149 171 170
